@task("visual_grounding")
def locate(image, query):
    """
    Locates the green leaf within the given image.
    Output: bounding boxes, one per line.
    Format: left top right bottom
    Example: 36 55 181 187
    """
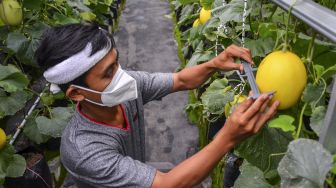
0 72 29 93
203 18 221 41
23 0 43 10
185 91 203 124
0 144 26 183
313 65 325 80
55 0 65 5
258 23 277 38
53 13 80 25
15 40 37 66
178 0 198 5
178 4 196 25
264 169 281 186
213 0 251 24
0 65 29 93
235 127 292 171
7 22 48 66
292 33 336 74
309 106 326 136
6 155 26 178
92 3 109 14
302 83 324 105
187 51 214 67
0 27 9 41
102 0 113 5
26 22 50 39
0 19 4 27
41 93 55 106
321 64 336 79
245 38 275 58
67 0 91 11
36 107 74 137
201 78 234 115
23 114 51 144
268 115 296 133
6 32 28 53
332 155 336 174
0 64 20 80
0 90 32 119
234 162 274 188
185 102 203 124
80 12 97 21
278 139 333 188
200 0 214 10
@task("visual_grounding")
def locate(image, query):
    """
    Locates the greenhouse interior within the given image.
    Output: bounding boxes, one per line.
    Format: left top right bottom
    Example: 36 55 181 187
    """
0 0 335 187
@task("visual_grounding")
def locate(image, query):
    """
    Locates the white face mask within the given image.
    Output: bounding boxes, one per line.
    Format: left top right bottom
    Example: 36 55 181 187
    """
73 66 138 107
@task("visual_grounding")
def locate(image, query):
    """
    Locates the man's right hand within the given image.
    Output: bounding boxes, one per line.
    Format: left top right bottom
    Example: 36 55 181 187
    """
221 94 280 145
151 94 279 188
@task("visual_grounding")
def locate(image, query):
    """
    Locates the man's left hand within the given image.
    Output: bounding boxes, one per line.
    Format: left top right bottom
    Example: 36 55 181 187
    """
212 44 254 72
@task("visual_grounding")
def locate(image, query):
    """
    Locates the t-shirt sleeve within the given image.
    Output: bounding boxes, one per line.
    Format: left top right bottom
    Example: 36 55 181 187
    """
127 71 174 104
74 147 156 188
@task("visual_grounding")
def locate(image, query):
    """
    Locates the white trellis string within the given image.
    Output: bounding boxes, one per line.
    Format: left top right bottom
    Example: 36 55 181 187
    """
241 0 248 48
215 0 228 56
235 0 249 82
9 83 50 145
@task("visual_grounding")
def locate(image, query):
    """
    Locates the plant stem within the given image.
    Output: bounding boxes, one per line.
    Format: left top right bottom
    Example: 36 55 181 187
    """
259 0 263 21
198 116 208 149
211 158 225 188
295 103 308 139
282 0 298 52
268 5 278 22
265 152 286 172
47 3 64 14
25 88 41 97
228 79 244 83
304 32 316 85
307 33 316 59
248 15 254 37
283 13 291 51
326 176 336 188
312 78 327 108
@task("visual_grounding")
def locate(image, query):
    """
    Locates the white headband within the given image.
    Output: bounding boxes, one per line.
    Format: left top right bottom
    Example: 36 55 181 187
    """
43 41 112 85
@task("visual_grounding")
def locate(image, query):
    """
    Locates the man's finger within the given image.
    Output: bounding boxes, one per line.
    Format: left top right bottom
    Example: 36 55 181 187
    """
259 97 272 113
254 101 279 131
242 48 254 64
235 98 254 113
242 94 269 120
240 53 254 64
228 45 253 64
246 113 261 133
239 64 244 72
242 47 251 54
225 62 243 71
250 98 272 133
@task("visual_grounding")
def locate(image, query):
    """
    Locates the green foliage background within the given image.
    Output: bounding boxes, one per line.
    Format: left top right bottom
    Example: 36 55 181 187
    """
0 0 126 185
169 0 336 187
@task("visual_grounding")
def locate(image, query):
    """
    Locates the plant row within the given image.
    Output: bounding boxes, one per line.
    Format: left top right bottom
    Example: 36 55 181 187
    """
0 0 126 186
169 0 336 187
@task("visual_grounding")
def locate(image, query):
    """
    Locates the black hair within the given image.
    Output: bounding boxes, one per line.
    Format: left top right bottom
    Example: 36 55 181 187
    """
35 22 116 92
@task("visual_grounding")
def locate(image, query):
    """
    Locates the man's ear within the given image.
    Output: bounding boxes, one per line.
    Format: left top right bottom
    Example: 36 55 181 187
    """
66 86 85 102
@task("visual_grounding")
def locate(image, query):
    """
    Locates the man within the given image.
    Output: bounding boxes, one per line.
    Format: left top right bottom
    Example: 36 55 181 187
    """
35 23 279 188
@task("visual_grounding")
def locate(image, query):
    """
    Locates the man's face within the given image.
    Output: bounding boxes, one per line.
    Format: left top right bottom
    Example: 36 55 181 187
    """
67 48 119 104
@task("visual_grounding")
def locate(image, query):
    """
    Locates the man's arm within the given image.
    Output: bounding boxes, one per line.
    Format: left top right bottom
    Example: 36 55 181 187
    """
151 94 280 188
172 44 253 92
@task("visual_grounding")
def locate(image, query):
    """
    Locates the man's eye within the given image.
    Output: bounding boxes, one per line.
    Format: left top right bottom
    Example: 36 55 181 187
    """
106 66 113 77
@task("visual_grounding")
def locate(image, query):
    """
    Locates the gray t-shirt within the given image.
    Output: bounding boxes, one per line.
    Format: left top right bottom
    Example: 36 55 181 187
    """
60 71 174 188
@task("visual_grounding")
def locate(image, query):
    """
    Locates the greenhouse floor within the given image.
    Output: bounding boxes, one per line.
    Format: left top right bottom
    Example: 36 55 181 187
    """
61 0 208 187
114 0 200 167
